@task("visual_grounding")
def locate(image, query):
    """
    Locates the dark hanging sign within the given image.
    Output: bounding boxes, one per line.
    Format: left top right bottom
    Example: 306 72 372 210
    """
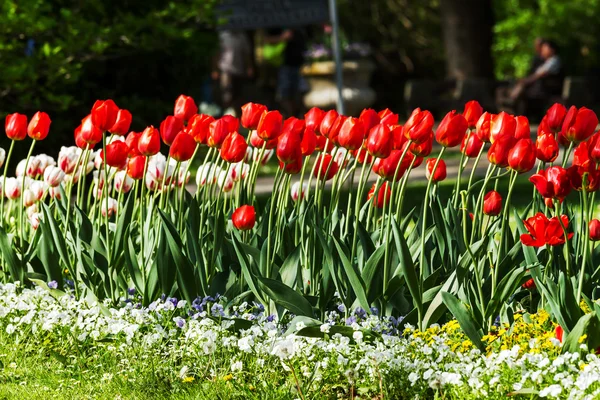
216 0 330 30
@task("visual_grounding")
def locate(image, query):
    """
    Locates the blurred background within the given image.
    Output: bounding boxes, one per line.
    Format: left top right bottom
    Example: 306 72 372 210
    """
2 0 600 154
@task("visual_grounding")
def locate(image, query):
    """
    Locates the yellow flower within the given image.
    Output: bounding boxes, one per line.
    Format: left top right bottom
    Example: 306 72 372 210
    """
578 334 588 344
182 376 195 383
222 374 233 381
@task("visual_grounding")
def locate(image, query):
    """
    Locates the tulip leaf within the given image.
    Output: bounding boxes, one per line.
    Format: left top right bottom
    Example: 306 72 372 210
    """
441 291 485 351
332 237 370 313
361 245 386 301
422 271 458 327
561 312 600 354
112 195 134 259
257 277 313 317
279 245 302 288
485 266 526 321
0 226 24 284
36 212 63 288
41 203 69 271
124 234 143 294
391 217 422 314
231 232 264 305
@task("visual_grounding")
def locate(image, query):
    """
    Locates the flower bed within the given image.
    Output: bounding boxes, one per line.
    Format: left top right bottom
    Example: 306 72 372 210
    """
1 283 600 399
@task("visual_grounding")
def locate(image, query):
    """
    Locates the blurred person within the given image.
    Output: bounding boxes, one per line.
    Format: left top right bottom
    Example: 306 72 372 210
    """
265 28 308 117
528 37 545 75
212 30 254 114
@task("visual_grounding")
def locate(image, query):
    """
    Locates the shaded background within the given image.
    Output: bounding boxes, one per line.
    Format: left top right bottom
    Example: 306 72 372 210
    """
2 0 600 155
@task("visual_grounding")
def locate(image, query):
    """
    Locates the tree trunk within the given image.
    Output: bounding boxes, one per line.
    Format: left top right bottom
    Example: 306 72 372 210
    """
440 0 494 79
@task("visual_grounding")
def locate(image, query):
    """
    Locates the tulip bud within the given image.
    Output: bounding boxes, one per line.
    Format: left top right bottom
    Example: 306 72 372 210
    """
337 117 365 150
28 111 51 141
319 110 339 138
487 134 515 168
367 124 393 158
279 156 303 174
573 141 592 169
508 138 536 173
43 166 65 187
160 116 184 146
0 148 4 169
114 170 134 193
276 129 302 165
562 106 598 143
460 133 484 158
475 112 492 143
327 115 346 144
91 100 119 131
536 132 559 163
463 100 483 129
257 110 283 141
186 114 215 144
403 108 434 144
4 178 21 199
253 149 274 165
221 115 240 135
522 278 535 290
374 149 412 182
359 109 380 132
290 181 307 202
435 110 467 147
410 138 433 158
102 141 130 169
305 107 326 132
101 197 119 218
138 126 161 156
208 118 232 148
545 103 567 133
48 186 62 200
588 132 600 164
241 102 268 129
232 205 256 230
128 155 146 180
169 133 197 162
230 162 249 182
250 129 278 150
300 127 317 156
378 108 398 125
489 112 516 143
109 109 132 135
426 158 446 182
313 154 339 181
366 181 392 209
221 132 248 163
196 162 220 187
28 209 42 230
514 116 531 140
483 190 502 216
391 125 406 150
590 219 600 241
174 95 198 123
5 113 28 141
79 114 103 147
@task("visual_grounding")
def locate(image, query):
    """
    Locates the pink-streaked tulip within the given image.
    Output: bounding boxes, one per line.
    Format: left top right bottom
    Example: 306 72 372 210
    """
28 111 51 141
257 110 283 141
367 181 392 209
169 133 197 162
58 147 80 175
4 178 21 199
483 191 502 216
138 126 161 156
313 154 339 181
5 113 28 141
545 103 567 133
367 124 393 158
0 148 5 169
403 108 434 144
241 102 267 129
28 209 41 230
435 110 468 148
221 132 248 163
562 106 599 142
536 132 559 163
463 100 483 129
127 155 146 180
305 107 326 132
114 170 134 193
530 166 572 201
196 162 220 187
475 112 492 143
489 112 516 143
590 219 600 241
232 205 256 230
290 181 307 203
101 197 119 218
109 109 132 135
43 166 65 187
426 158 447 182
359 108 380 132
514 116 531 140
174 95 198 123
460 133 484 158
230 162 249 182
337 117 365 150
508 138 536 173
91 100 119 131
49 186 62 200
160 116 184 146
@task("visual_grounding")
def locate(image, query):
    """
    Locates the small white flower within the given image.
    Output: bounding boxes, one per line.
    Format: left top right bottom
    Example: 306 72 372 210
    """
539 384 562 398
231 360 242 372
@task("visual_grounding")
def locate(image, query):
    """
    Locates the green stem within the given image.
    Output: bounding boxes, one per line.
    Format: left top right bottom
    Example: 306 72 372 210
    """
19 140 36 249
1 140 15 226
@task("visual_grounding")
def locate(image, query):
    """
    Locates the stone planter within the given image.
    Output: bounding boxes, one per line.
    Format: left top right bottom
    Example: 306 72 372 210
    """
301 60 376 116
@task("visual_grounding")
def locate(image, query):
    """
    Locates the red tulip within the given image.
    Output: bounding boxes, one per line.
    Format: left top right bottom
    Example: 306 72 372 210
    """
460 132 484 158
562 106 598 142
27 111 51 141
378 108 398 125
221 132 248 163
221 115 240 135
314 134 331 152
352 148 373 164
319 110 339 138
545 103 567 133
374 149 412 181
74 126 87 149
463 100 483 129
367 124 393 158
102 140 129 169
5 113 27 141
169 132 197 162
301 127 317 156
529 166 571 201
232 205 256 230
522 278 536 290
514 116 531 140
475 112 492 143
160 116 184 146
313 154 339 181
186 114 215 144
367 182 391 209
337 117 365 150
391 125 406 150
567 165 600 192
79 114 103 146
403 108 434 144
279 156 303 174
241 102 267 129
208 118 232 148
590 219 600 241
138 126 161 156
487 134 515 167
125 131 142 157
282 117 305 135
91 100 119 131
536 132 559 163
110 109 132 135
520 212 573 247
250 129 278 150
127 155 146 180
359 109 380 132
573 141 592 169
588 132 600 164
410 138 433 157
555 325 564 343
508 138 536 173
327 115 346 144
426 158 446 182
490 112 516 143
174 95 198 123
435 110 468 147
305 107 326 132
257 110 283 141
276 129 302 164
483 190 502 216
